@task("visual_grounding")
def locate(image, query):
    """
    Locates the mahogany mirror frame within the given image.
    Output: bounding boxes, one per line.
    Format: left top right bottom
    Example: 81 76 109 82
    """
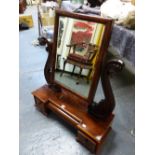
45 9 113 108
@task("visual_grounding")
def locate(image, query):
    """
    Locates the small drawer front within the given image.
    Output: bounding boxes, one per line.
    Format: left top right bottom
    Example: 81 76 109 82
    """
34 96 48 115
34 97 43 107
77 131 96 153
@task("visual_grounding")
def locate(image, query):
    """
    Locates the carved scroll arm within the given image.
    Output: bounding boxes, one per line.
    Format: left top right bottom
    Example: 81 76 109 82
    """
88 59 124 119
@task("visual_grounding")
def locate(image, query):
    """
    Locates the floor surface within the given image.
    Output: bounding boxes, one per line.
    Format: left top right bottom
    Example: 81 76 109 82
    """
19 6 135 155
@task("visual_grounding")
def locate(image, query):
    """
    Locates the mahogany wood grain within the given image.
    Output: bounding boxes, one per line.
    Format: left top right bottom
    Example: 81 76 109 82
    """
32 10 124 154
32 85 114 153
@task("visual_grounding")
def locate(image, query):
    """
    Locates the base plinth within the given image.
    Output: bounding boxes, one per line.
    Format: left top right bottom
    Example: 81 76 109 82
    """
32 85 114 153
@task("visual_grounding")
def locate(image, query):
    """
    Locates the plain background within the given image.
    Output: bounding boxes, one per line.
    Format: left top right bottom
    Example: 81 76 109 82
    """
0 0 155 154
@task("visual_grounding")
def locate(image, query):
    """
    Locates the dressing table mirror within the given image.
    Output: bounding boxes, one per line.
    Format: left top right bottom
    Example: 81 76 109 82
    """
32 9 124 154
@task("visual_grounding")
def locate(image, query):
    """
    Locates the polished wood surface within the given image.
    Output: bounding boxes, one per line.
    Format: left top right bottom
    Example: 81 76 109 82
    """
32 10 124 154
32 85 114 153
88 59 124 119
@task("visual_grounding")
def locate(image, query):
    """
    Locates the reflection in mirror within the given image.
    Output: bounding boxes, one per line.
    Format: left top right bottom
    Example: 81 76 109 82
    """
54 17 105 98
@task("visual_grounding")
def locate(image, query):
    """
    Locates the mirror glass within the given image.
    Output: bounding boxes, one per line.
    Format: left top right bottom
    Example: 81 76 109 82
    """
54 16 105 98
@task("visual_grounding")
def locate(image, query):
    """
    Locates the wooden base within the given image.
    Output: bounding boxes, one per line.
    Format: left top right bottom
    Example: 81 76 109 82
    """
32 85 114 154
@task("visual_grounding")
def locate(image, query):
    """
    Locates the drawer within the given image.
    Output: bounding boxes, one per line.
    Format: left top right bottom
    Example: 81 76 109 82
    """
77 131 97 153
34 97 43 107
34 96 49 115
